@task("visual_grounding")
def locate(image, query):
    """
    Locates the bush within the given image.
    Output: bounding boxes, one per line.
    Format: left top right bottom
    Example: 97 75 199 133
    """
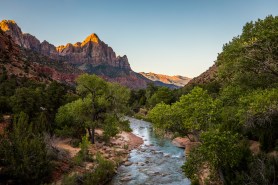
82 153 115 185
73 135 91 166
0 112 52 184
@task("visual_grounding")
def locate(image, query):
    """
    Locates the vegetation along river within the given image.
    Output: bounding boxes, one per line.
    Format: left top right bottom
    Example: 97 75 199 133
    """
111 117 191 185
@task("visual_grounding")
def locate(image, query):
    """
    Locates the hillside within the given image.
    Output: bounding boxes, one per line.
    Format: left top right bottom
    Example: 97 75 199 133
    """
0 29 80 84
140 72 191 87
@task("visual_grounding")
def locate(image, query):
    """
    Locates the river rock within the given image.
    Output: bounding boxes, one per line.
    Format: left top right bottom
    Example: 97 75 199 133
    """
120 176 133 181
124 161 133 166
172 137 190 148
138 162 145 166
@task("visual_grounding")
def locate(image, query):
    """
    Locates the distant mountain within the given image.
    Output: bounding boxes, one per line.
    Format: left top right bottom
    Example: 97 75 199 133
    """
0 20 176 89
140 72 191 87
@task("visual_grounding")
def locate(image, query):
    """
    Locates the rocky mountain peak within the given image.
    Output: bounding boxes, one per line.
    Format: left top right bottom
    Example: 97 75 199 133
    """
81 33 100 46
0 20 18 32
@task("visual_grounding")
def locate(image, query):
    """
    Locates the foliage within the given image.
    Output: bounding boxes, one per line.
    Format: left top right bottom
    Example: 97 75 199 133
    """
0 112 52 184
151 15 278 185
244 154 278 185
147 86 174 108
55 74 130 143
73 135 91 165
82 153 115 185
238 88 278 151
217 15 278 89
148 87 218 135
199 130 243 170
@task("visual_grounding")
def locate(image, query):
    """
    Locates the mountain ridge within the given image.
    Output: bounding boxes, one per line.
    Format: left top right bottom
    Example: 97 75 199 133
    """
140 72 191 87
0 20 184 89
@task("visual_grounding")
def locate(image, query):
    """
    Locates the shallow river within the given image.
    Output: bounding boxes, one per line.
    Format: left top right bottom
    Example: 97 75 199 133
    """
111 117 191 185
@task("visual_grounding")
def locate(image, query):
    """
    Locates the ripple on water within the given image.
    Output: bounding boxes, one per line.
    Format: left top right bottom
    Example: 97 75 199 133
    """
110 118 191 185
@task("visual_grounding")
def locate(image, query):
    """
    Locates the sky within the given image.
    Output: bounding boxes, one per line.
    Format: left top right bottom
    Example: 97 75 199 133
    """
1 0 278 77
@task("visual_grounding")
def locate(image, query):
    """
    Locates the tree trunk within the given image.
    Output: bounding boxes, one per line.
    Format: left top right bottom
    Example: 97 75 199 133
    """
91 128 95 144
87 127 92 140
218 168 225 184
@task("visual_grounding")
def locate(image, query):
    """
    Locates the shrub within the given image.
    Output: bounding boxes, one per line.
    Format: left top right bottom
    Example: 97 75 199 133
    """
0 112 52 184
82 153 115 185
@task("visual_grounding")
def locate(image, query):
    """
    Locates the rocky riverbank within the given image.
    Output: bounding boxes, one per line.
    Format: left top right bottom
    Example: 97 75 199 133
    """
52 129 143 184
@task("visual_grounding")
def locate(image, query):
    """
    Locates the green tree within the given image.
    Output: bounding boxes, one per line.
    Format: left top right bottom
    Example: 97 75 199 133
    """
10 87 42 118
238 88 278 151
217 15 278 89
55 74 130 143
0 112 51 184
183 130 243 183
147 86 174 108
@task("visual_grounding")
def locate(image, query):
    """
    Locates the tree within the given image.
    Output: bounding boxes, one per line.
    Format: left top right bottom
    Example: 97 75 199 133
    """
10 87 42 118
183 130 243 184
148 87 218 138
0 112 51 184
217 15 278 89
55 74 130 143
147 86 174 108
173 87 219 138
238 88 278 151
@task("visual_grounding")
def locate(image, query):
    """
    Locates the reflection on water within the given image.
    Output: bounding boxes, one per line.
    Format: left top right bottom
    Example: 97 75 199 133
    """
111 117 190 185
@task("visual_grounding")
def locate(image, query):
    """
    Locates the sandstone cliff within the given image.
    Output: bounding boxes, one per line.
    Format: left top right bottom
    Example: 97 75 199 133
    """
0 28 80 84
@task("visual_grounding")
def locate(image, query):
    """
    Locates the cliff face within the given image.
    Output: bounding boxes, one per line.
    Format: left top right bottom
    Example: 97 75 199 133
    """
0 20 130 71
0 20 148 88
140 72 191 87
56 34 131 70
0 28 80 84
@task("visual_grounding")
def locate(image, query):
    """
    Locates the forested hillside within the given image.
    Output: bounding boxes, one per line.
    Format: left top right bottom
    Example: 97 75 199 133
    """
148 15 278 185
0 73 133 184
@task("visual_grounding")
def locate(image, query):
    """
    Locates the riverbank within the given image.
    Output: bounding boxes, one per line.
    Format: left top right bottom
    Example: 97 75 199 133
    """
52 129 143 184
111 117 190 184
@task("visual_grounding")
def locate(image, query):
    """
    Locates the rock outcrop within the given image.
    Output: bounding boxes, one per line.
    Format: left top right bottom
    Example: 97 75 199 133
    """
172 137 191 148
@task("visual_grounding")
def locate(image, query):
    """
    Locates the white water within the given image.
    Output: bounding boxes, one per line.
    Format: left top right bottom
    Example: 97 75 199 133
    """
111 117 191 185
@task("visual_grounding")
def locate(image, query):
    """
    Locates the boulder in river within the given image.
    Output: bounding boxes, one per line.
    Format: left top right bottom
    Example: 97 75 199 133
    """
172 137 190 148
124 161 133 166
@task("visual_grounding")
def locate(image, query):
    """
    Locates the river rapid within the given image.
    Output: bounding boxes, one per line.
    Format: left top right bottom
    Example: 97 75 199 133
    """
111 117 190 185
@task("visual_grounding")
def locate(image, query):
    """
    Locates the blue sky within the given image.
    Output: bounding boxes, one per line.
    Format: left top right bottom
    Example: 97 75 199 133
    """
1 0 278 77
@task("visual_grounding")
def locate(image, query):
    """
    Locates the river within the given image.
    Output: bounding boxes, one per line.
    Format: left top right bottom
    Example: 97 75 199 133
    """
111 117 191 185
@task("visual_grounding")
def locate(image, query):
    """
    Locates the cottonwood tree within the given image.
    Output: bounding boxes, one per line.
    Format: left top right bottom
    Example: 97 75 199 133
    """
55 74 130 143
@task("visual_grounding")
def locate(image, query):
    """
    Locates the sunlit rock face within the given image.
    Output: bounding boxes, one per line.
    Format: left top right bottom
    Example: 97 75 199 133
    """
0 20 147 88
0 20 41 51
1 20 184 89
56 33 131 70
140 72 191 87
0 20 131 71
0 28 80 85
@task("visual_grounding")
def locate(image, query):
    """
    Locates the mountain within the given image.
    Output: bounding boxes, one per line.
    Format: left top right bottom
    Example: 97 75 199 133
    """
0 27 82 84
140 72 191 87
0 20 163 89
